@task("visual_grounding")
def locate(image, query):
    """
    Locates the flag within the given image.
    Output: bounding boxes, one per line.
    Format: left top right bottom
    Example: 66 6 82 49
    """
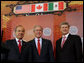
48 2 64 11
14 5 31 14
31 2 65 13
31 3 48 12
13 1 66 14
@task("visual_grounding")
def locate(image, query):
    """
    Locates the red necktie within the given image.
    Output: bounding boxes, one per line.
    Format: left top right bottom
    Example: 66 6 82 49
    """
61 36 66 48
38 39 40 55
18 40 22 53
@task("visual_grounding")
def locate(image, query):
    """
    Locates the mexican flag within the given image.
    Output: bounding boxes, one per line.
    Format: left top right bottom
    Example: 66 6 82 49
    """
31 2 65 12
48 2 64 11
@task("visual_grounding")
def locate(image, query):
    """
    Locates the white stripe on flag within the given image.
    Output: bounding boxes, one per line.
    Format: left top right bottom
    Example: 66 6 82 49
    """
53 2 58 10
35 4 43 12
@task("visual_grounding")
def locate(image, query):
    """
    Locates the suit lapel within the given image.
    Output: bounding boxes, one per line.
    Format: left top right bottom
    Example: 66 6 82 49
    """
12 39 20 54
58 38 62 49
33 39 39 55
62 34 71 49
21 40 26 54
40 38 47 56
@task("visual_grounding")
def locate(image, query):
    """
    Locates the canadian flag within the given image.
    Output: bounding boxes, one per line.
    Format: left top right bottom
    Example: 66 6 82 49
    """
31 3 48 12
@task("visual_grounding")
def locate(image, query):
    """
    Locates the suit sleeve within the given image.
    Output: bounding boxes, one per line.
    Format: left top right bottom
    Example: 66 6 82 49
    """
74 36 82 62
3 40 11 61
5 40 10 49
1 42 9 61
21 42 33 62
48 40 55 62
55 40 59 62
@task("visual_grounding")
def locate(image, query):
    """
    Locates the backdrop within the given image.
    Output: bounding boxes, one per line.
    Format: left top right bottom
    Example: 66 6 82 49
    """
1 1 83 51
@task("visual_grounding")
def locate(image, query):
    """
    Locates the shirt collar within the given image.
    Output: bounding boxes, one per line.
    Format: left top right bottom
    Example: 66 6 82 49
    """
34 37 42 48
62 33 69 38
35 37 42 40
15 38 22 42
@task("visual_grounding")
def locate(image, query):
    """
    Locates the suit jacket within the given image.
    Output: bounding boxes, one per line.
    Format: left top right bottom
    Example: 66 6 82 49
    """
55 34 82 62
1 42 9 61
5 39 27 62
24 38 55 62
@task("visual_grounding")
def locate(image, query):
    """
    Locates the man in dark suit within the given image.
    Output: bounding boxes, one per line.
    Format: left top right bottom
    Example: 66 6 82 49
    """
24 25 55 62
1 42 9 62
5 25 27 62
1 30 9 62
55 22 82 62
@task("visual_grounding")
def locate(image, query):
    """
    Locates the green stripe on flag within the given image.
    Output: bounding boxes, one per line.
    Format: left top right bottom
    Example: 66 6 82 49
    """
48 3 53 11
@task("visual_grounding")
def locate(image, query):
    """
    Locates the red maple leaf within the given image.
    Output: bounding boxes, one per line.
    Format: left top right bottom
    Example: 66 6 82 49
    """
37 5 42 9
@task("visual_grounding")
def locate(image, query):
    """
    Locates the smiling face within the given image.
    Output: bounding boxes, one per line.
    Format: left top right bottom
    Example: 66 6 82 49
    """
33 26 43 38
15 26 25 39
60 24 70 35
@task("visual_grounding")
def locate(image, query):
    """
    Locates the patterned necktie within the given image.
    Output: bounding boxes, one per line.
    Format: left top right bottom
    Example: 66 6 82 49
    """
18 40 22 53
61 36 66 48
38 39 40 55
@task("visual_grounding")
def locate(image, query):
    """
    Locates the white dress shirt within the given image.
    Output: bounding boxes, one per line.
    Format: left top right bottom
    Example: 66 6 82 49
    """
15 38 22 46
35 37 42 49
61 33 69 45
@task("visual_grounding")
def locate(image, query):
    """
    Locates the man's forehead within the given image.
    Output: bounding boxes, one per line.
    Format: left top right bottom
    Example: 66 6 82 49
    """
61 25 69 27
35 27 42 29
17 26 23 28
16 27 25 31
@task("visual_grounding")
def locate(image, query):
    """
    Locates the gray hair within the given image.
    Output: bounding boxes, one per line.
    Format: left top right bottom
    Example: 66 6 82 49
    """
33 25 43 32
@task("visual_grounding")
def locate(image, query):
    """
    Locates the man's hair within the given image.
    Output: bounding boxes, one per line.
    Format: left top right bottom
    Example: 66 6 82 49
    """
15 25 25 32
60 22 70 28
33 25 43 32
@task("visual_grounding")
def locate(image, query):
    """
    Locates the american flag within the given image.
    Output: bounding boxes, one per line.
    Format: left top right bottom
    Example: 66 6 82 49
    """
14 5 31 14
